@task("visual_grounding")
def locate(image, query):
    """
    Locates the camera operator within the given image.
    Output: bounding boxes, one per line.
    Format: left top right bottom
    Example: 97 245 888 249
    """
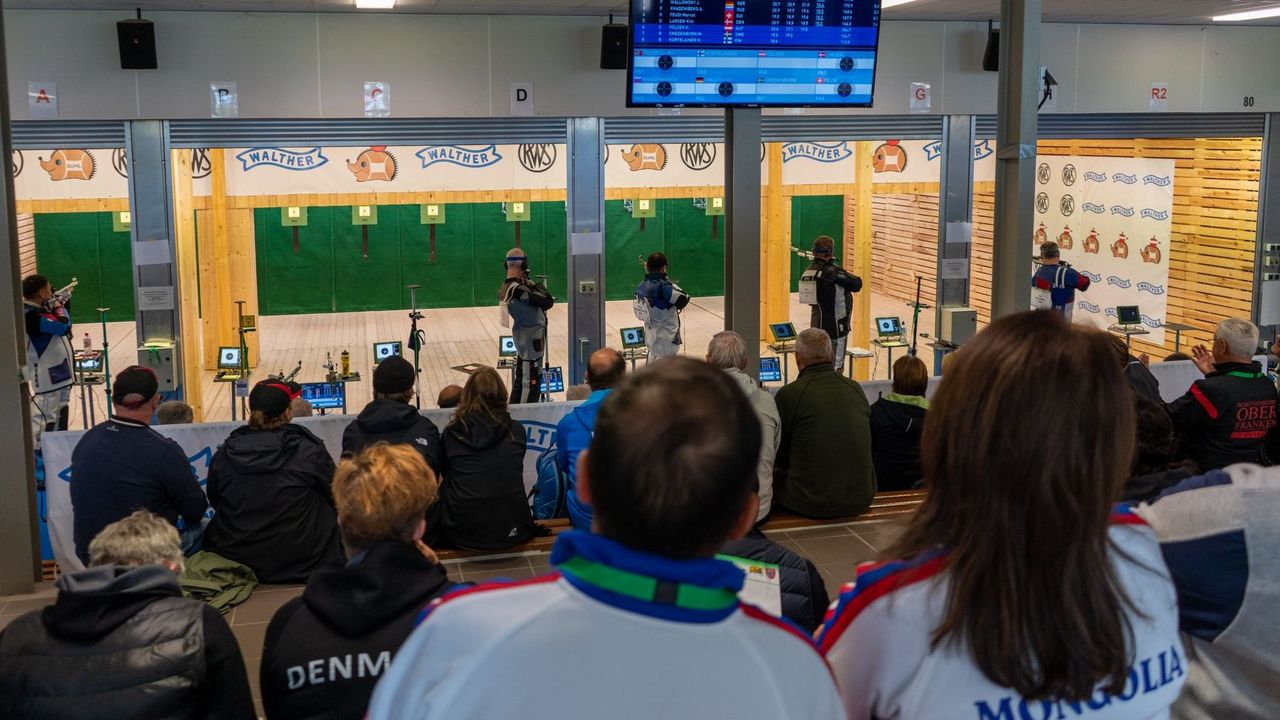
498 248 554 404
22 274 74 445
1031 241 1090 320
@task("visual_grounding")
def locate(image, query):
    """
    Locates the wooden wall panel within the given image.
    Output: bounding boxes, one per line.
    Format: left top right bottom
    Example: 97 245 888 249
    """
971 138 1260 357
17 213 36 278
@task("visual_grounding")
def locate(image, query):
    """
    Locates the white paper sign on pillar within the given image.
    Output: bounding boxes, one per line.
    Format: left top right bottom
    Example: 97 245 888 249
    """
510 82 534 116
210 82 238 118
28 82 57 120
1038 66 1058 112
909 82 931 113
1149 82 1168 112
364 81 391 118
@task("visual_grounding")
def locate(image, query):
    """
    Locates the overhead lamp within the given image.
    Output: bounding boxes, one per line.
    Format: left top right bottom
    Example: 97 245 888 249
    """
355 0 396 8
1212 6 1280 21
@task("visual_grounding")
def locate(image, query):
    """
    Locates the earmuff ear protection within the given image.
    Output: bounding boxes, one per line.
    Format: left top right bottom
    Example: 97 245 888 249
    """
506 255 529 271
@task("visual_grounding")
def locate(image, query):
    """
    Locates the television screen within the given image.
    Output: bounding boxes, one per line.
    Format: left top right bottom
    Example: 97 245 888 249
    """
628 0 882 108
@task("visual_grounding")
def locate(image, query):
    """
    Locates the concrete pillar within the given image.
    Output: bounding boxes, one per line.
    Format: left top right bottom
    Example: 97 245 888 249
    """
725 108 762 372
566 118 606 385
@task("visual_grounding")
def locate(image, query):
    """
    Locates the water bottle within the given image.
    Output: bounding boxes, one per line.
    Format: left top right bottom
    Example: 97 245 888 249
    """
82 332 91 351
340 350 350 377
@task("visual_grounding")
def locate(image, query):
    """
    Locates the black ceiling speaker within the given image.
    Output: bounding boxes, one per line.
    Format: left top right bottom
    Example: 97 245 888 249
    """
118 10 157 70
601 16 628 70
982 20 999 72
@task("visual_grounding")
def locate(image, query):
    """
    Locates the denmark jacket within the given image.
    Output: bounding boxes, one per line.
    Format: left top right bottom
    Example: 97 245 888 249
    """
204 423 345 583
439 413 536 550
1168 361 1278 471
868 393 928 492
773 363 876 518
261 540 461 720
0 564 254 720
342 399 442 470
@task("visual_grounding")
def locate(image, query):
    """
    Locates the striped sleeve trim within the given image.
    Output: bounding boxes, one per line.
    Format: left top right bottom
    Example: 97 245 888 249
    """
1189 383 1219 420
817 553 948 654
415 572 562 627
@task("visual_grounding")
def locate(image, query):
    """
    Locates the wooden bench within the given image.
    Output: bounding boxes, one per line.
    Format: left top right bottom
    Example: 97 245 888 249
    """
435 489 927 563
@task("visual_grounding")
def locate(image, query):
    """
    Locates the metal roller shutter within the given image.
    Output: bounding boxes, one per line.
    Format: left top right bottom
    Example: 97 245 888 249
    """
10 121 127 149
167 117 569 148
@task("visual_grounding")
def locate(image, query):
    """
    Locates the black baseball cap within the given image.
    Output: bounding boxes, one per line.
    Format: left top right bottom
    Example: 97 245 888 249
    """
249 380 298 419
112 366 159 409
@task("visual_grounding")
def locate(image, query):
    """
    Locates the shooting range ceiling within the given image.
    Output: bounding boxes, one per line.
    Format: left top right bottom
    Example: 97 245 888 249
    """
4 0 1280 25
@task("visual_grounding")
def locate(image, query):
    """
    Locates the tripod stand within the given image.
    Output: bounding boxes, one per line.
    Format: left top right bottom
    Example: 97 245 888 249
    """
407 284 425 409
532 273 550 402
907 276 932 358
97 307 112 411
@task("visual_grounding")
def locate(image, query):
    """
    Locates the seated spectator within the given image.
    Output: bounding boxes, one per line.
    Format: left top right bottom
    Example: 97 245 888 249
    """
369 358 844 719
869 355 929 491
564 382 591 401
557 348 626 530
1136 464 1280 718
290 397 314 418
706 331 779 523
436 383 462 409
0 511 254 719
204 380 344 583
1126 395 1194 503
773 328 875 518
819 311 1183 718
720 516 828 633
438 367 535 550
343 356 441 470
1165 351 1192 363
70 366 207 565
1110 334 1161 404
1169 318 1277 470
261 444 461 720
156 400 194 425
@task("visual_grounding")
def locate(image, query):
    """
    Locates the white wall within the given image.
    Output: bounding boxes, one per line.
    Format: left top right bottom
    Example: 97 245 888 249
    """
6 9 1280 120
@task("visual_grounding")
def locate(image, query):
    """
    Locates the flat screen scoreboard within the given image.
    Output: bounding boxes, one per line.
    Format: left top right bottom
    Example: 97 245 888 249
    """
628 0 882 108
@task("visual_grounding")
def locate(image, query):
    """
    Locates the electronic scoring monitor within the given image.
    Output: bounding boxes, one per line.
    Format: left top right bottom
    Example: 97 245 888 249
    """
628 0 883 108
300 382 346 411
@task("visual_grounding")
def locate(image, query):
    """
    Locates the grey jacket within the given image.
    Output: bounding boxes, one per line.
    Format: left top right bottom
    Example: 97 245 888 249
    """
501 277 554 359
723 367 780 521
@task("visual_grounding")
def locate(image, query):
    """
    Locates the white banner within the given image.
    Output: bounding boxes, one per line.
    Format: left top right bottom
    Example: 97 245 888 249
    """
1032 155 1175 345
41 402 579 571
13 148 130 200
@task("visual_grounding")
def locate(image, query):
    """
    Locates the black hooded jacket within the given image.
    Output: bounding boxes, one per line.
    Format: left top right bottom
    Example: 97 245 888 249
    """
720 530 829 635
341 399 442 470
204 423 345 583
869 395 927 492
260 541 461 720
438 413 536 551
0 564 254 720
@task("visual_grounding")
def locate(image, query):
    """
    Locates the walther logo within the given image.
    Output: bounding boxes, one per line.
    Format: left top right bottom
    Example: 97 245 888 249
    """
1077 301 1101 313
236 147 328 171
781 141 852 163
1143 175 1171 186
1083 203 1106 214
1106 276 1133 289
416 145 503 169
1111 206 1135 217
1080 270 1102 282
518 144 557 173
1140 209 1169 220
1138 282 1166 295
679 143 716 171
1084 171 1108 182
1112 173 1138 184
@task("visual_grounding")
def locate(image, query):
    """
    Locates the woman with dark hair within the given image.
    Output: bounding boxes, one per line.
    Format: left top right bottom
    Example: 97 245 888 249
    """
204 381 344 583
869 355 929 491
1124 395 1194 502
438 367 535 550
819 311 1184 719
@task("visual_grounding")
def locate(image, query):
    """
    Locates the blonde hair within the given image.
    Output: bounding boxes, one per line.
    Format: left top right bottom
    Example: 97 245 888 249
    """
89 510 184 572
332 443 439 554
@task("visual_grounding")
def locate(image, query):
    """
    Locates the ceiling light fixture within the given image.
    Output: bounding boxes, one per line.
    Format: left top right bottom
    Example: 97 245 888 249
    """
1212 6 1280 21
881 0 924 8
355 0 396 9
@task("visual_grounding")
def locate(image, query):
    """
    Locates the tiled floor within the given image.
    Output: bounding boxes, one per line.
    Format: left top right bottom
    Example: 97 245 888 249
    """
0 519 904 718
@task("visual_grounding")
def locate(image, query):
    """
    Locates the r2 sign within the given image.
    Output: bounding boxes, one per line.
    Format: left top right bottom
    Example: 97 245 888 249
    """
1150 83 1168 112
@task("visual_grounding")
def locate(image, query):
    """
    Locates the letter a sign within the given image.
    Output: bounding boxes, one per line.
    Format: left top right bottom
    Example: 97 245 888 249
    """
28 82 57 120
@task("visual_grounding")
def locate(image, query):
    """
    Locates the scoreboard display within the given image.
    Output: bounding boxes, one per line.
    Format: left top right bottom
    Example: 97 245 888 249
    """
628 0 882 108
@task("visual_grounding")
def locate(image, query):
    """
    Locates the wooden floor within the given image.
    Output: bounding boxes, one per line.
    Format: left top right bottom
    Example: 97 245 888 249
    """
67 292 936 426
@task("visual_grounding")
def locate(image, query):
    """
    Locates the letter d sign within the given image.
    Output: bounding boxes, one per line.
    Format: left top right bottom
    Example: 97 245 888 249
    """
510 82 534 116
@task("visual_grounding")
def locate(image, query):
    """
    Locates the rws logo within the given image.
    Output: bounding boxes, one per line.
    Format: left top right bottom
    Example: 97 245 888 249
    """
192 148 212 179
236 147 328 171
417 145 503 169
10 150 22 179
518 144 557 173
781 141 851 164
111 148 128 178
679 142 716 171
